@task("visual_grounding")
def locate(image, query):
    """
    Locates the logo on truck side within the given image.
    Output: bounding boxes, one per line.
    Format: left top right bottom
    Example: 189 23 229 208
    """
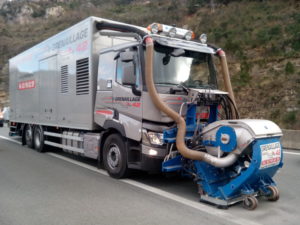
102 97 142 108
52 28 88 50
18 80 36 90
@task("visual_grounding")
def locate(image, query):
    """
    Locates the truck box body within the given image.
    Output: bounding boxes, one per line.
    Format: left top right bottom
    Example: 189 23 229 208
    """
9 17 142 130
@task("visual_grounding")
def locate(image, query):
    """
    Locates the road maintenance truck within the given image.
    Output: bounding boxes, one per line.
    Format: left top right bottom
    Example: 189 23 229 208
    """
9 17 283 210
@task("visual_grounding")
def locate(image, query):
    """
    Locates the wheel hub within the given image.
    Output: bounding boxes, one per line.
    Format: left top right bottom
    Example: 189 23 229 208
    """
35 132 40 147
26 127 32 142
107 144 121 170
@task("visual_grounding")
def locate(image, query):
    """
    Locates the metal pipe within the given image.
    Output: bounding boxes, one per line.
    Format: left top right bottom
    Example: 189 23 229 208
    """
144 37 238 168
96 21 147 38
99 31 142 42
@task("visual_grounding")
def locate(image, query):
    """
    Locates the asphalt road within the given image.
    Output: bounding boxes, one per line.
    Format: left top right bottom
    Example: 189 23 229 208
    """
0 125 299 225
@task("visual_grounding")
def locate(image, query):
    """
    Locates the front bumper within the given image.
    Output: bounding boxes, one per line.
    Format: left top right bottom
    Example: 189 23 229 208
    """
139 144 168 172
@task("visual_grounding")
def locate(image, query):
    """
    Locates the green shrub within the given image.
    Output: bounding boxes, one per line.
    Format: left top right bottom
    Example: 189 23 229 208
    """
256 29 269 44
232 61 251 87
270 109 280 120
268 26 281 37
292 12 300 23
224 39 240 53
31 9 45 18
187 0 205 14
283 111 297 124
291 38 300 51
285 61 295 75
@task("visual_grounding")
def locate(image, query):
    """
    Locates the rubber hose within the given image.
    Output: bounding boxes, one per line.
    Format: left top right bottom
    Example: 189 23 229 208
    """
217 50 238 114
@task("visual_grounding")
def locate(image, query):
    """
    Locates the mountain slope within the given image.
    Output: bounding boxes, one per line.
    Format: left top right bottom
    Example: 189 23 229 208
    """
0 0 299 129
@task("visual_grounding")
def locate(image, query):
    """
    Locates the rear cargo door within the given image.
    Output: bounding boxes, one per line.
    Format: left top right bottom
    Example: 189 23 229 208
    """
39 55 58 123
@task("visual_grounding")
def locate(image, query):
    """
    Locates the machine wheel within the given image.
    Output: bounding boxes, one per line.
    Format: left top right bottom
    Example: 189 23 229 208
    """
103 134 129 179
243 196 258 210
24 125 34 148
33 126 45 153
266 185 280 201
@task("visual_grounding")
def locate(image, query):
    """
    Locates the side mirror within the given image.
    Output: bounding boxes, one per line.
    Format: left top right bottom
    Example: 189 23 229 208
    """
122 64 135 86
120 51 134 62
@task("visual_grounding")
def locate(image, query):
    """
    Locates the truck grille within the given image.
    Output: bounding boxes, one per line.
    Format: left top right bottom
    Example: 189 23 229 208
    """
76 58 89 95
61 65 69 93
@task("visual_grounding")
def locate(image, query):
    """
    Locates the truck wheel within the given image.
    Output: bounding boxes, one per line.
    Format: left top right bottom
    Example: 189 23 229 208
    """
243 196 258 210
34 126 45 153
103 134 129 179
25 125 34 148
266 185 280 201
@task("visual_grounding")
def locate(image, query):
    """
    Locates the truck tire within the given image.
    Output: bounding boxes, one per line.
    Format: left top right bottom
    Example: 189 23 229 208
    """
24 125 34 149
103 134 129 179
34 126 45 153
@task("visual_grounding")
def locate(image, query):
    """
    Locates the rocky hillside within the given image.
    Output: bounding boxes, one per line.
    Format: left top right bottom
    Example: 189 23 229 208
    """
0 0 299 129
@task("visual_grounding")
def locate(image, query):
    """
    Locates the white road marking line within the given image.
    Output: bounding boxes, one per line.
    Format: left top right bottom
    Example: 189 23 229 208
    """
0 135 21 145
47 152 261 225
2 135 298 225
47 152 108 176
122 179 261 225
284 151 300 156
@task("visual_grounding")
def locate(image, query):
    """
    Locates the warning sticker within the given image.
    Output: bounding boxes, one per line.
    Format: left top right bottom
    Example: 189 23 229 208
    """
260 142 281 169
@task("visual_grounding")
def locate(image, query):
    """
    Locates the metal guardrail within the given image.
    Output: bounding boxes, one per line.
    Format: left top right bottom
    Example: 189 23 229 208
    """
281 129 300 150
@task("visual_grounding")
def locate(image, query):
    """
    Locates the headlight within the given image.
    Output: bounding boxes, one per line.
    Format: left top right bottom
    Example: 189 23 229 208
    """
184 31 195 41
199 33 207 44
142 129 164 146
150 23 159 34
168 27 177 38
147 23 162 34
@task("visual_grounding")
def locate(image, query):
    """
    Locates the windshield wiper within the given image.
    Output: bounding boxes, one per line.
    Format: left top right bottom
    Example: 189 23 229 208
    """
169 82 189 94
177 82 189 92
198 84 216 89
154 82 189 94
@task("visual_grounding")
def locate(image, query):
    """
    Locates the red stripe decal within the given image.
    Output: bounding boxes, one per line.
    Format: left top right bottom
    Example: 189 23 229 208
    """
163 97 183 101
96 110 113 115
131 102 141 108
113 101 142 108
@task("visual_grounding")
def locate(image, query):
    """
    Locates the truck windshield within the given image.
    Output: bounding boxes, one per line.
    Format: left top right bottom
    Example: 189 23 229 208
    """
153 44 217 89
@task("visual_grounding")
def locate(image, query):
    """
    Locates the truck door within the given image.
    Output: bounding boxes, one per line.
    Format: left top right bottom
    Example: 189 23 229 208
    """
113 46 142 141
94 51 116 126
39 55 58 123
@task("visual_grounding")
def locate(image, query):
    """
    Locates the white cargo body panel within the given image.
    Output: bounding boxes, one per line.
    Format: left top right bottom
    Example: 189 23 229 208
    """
9 17 144 130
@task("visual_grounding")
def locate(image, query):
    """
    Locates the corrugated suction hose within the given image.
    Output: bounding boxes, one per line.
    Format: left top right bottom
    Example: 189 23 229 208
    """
144 37 239 168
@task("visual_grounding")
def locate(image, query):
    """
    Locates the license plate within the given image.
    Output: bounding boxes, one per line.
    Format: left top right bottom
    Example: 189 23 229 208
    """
260 142 281 169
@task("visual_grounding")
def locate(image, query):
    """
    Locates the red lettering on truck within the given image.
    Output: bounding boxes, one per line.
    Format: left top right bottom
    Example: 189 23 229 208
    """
18 80 36 90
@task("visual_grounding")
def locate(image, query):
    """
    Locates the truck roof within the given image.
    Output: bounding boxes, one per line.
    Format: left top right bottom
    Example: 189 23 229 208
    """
9 16 148 62
10 17 215 62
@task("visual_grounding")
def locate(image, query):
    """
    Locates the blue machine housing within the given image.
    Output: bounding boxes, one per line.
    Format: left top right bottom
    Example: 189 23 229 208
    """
194 137 283 200
162 102 283 207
